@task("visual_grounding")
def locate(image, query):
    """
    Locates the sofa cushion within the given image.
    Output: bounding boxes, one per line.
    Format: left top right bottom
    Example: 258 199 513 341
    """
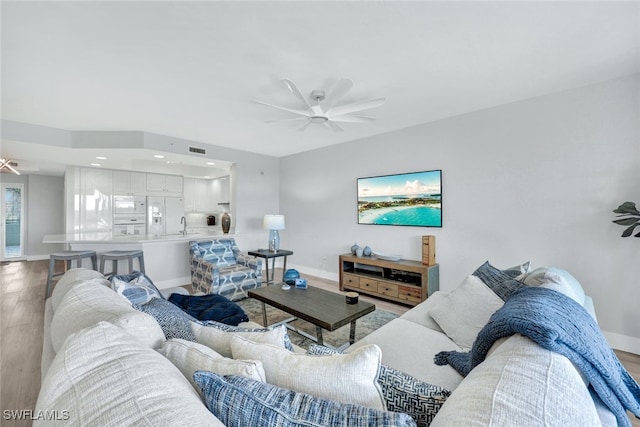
430 334 601 427
110 271 164 305
191 321 291 358
308 344 450 427
50 281 165 352
429 275 504 349
521 266 586 305
399 291 447 332
158 338 266 392
193 372 417 427
36 322 224 426
347 318 464 392
230 335 386 410
135 297 198 341
50 268 108 311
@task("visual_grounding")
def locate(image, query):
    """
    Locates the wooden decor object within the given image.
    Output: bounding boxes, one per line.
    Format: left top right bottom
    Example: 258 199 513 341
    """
422 235 436 265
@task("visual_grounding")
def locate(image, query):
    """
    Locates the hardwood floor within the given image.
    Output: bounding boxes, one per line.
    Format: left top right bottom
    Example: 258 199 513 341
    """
1 260 639 426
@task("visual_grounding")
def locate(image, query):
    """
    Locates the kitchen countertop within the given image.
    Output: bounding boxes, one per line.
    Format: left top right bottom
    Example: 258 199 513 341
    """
43 231 238 244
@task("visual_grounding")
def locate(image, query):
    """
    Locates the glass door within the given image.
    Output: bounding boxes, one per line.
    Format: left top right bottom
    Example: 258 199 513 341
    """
1 183 24 260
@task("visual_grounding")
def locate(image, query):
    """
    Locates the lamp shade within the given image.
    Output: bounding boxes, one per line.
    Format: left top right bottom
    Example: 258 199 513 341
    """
263 214 285 230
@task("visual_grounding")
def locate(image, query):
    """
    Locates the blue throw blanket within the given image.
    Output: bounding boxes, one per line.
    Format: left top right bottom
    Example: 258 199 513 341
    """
434 286 640 427
168 293 249 326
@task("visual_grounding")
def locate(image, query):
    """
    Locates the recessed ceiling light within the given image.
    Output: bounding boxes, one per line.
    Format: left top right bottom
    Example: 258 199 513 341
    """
204 176 211 179
206 162 215 165
96 156 107 160
154 154 165 159
91 163 101 167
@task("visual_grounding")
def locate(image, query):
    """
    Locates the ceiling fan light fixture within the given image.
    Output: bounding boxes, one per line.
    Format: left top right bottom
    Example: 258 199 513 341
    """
255 77 385 132
308 116 328 124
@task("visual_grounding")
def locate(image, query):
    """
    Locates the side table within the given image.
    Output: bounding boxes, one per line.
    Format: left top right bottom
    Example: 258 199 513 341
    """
248 249 294 285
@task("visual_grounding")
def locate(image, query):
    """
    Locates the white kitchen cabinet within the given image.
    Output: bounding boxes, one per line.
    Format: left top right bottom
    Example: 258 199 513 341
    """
113 171 146 195
147 173 183 196
80 168 113 232
184 178 211 212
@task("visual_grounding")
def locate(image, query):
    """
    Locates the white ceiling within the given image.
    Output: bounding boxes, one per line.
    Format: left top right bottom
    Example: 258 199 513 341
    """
1 1 639 174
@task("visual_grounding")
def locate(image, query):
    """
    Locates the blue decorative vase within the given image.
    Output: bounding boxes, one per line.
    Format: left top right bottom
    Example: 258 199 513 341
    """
283 269 300 285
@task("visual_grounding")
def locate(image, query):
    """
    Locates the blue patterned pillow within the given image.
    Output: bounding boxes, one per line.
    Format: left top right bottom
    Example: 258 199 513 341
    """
472 261 527 301
200 319 294 352
135 298 198 341
307 344 449 426
193 372 417 427
110 272 164 305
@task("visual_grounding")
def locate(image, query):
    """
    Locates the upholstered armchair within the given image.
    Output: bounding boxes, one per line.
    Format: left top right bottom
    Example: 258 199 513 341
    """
189 239 262 301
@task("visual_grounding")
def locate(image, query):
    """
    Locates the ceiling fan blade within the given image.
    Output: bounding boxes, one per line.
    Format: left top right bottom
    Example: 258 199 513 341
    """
264 116 308 124
297 121 312 132
324 121 344 132
325 97 386 117
322 77 353 111
281 79 312 109
329 115 376 123
253 100 310 117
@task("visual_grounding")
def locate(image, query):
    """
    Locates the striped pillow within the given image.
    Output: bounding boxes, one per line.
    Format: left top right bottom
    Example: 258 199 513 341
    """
193 372 417 427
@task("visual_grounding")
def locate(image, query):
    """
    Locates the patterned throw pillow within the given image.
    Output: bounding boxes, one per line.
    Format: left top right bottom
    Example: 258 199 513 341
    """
472 261 527 301
193 372 417 427
135 298 199 341
110 272 164 305
197 319 294 352
307 344 450 427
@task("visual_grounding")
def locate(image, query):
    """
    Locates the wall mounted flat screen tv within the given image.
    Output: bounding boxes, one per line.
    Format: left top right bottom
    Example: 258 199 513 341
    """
357 170 442 227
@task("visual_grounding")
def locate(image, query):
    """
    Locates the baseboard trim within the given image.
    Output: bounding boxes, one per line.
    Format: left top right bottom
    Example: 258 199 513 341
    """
155 276 191 290
287 264 338 282
26 254 50 261
603 331 640 355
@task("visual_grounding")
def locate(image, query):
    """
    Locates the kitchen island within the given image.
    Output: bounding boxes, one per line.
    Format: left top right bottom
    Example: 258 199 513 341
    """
43 231 240 289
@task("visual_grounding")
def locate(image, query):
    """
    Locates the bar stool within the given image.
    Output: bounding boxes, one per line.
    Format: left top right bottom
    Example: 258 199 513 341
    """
100 250 146 276
46 250 98 298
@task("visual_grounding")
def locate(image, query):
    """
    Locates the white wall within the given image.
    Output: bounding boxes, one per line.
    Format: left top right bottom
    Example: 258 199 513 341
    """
280 74 640 352
27 175 65 257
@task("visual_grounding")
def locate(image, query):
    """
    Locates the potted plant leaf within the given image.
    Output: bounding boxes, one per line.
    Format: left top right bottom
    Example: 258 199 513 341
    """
612 201 640 237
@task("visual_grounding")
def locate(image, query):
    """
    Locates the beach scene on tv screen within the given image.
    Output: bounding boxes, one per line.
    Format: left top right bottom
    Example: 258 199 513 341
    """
358 170 442 227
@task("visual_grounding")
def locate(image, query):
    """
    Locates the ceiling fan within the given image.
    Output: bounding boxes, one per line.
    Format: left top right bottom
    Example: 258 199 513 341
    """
0 158 20 175
254 77 386 132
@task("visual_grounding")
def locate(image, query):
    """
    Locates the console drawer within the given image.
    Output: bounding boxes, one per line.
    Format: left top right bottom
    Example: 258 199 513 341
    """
342 273 360 289
359 278 379 293
398 285 422 303
377 281 399 298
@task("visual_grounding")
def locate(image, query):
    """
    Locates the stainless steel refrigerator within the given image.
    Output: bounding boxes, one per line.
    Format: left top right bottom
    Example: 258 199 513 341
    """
147 196 185 235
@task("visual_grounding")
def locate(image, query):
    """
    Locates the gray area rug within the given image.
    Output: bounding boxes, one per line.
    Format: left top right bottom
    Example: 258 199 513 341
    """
236 297 398 349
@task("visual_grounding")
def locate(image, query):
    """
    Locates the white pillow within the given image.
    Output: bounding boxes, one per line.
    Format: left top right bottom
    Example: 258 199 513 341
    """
36 322 224 426
51 268 108 311
158 338 266 392
230 335 386 410
521 267 586 305
190 321 288 358
429 275 504 349
51 281 165 352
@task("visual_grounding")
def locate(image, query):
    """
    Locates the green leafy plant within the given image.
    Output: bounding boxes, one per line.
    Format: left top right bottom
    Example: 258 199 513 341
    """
612 201 640 238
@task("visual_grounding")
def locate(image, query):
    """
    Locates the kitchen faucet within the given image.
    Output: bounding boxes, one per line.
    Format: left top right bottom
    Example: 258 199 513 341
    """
180 216 187 236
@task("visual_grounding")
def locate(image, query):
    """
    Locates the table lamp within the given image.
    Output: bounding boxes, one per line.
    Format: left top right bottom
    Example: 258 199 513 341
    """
263 214 285 252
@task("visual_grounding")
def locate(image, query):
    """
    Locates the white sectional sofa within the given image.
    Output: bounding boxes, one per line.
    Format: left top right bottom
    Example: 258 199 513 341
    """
37 265 621 426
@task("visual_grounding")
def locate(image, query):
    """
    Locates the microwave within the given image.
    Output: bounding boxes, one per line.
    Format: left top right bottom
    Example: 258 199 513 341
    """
113 196 146 216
